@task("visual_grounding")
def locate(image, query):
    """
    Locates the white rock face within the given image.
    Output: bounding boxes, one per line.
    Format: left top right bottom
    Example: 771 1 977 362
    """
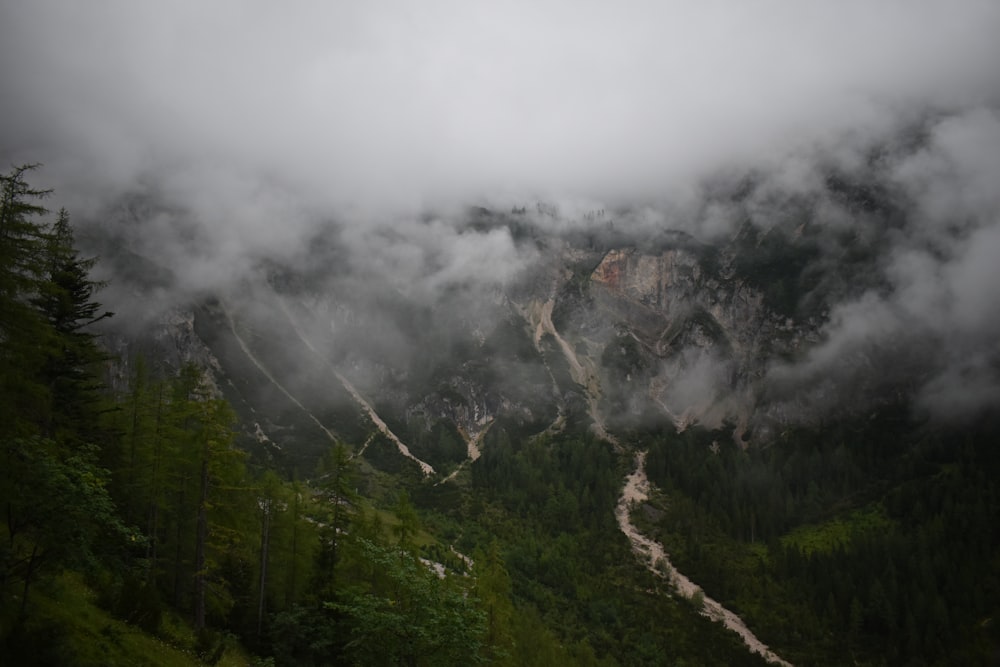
589 245 802 438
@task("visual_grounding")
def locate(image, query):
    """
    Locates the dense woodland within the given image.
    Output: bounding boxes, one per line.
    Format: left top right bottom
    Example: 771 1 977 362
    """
640 414 1000 665
0 166 760 665
2 165 999 665
0 165 500 665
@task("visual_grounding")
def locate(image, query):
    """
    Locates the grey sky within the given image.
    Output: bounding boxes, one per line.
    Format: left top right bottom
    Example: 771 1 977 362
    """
3 1 998 214
3 1 999 421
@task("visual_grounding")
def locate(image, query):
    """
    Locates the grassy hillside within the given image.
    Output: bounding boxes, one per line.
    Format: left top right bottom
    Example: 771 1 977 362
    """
3 574 257 667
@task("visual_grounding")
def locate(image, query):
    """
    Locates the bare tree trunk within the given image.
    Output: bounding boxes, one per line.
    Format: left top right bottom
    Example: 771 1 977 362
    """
257 499 271 638
286 489 299 607
147 381 164 574
19 545 39 618
172 478 186 608
194 453 209 630
126 380 141 525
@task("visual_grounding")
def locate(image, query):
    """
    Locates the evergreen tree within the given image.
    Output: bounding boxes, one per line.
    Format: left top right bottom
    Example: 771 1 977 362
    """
312 443 358 598
472 540 516 663
0 165 53 436
0 167 110 445
32 208 112 446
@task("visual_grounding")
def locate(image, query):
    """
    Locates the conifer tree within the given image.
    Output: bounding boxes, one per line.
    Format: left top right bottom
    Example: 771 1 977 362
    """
313 443 358 597
0 167 111 445
472 540 516 663
32 207 112 445
0 165 53 436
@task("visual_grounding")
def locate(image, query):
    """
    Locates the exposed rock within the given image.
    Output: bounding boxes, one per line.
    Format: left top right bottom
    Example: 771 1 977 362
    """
97 212 820 463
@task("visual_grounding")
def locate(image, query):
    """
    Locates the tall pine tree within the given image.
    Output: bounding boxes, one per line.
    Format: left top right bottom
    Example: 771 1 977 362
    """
32 207 113 446
0 165 53 436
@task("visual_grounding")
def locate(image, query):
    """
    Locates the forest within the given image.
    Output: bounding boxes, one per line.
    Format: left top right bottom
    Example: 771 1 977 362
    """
640 411 1000 664
2 164 999 666
0 165 507 665
0 165 762 665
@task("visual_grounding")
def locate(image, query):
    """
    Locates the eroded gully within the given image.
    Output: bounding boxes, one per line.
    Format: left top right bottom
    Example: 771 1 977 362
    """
518 297 792 665
616 452 793 667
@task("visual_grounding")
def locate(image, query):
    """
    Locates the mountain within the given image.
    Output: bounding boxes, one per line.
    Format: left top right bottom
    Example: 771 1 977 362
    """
94 210 795 472
72 171 996 661
4 2 1000 661
89 178 915 474
61 125 1000 665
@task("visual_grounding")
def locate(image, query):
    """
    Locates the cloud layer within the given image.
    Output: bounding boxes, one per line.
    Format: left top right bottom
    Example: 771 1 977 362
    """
2 1 999 423
3 1 999 213
765 107 1000 420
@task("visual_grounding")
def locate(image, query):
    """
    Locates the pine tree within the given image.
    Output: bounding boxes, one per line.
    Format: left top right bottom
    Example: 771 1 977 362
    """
313 443 358 597
0 167 111 445
185 373 242 631
32 208 112 445
472 540 516 663
0 165 53 436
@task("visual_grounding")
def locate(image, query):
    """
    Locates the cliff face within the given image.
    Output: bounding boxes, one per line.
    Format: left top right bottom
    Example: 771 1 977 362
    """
593 247 705 310
556 242 807 439
99 215 822 471
591 246 788 359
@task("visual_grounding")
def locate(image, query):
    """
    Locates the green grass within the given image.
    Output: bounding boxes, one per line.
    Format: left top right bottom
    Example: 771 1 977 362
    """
5 573 257 667
779 506 894 555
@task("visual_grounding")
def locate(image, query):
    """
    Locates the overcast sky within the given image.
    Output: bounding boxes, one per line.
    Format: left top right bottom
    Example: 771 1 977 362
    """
2 0 998 215
3 1 999 421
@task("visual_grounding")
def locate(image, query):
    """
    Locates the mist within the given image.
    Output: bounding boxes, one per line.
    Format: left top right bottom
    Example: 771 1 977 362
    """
4 1 998 211
2 1 999 423
761 107 1000 421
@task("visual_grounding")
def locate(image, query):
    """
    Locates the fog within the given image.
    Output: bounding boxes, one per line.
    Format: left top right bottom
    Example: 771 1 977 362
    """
2 1 999 422
4 2 997 213
763 107 1000 420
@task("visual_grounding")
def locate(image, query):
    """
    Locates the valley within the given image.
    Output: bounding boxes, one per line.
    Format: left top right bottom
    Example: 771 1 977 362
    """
4 3 1000 664
4 156 1000 665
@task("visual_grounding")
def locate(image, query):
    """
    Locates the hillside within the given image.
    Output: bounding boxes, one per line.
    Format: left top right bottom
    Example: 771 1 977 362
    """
72 130 1000 664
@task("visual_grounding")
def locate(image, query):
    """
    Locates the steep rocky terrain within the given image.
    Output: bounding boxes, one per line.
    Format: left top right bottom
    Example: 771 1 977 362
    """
96 205 826 477
81 152 1000 664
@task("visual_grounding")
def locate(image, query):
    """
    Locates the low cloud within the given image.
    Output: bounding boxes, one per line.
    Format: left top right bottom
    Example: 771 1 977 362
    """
2 1 999 422
4 1 998 214
766 108 1000 420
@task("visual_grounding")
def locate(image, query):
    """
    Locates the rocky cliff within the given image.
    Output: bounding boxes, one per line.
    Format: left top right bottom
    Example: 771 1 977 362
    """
93 207 835 474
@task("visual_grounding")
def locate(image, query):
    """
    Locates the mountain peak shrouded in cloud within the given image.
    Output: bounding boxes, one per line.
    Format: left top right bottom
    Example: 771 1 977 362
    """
2 1 1000 423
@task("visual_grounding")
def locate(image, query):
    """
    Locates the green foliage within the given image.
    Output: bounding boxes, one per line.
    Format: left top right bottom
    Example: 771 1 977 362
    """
1 437 138 620
468 429 770 665
473 428 619 534
0 166 514 666
115 572 163 633
1 572 254 667
780 506 893 555
471 540 515 660
3 165 996 666
399 418 468 473
311 444 358 597
641 417 1000 665
269 604 344 667
1 166 109 443
331 539 487 666
32 208 113 444
103 362 255 631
